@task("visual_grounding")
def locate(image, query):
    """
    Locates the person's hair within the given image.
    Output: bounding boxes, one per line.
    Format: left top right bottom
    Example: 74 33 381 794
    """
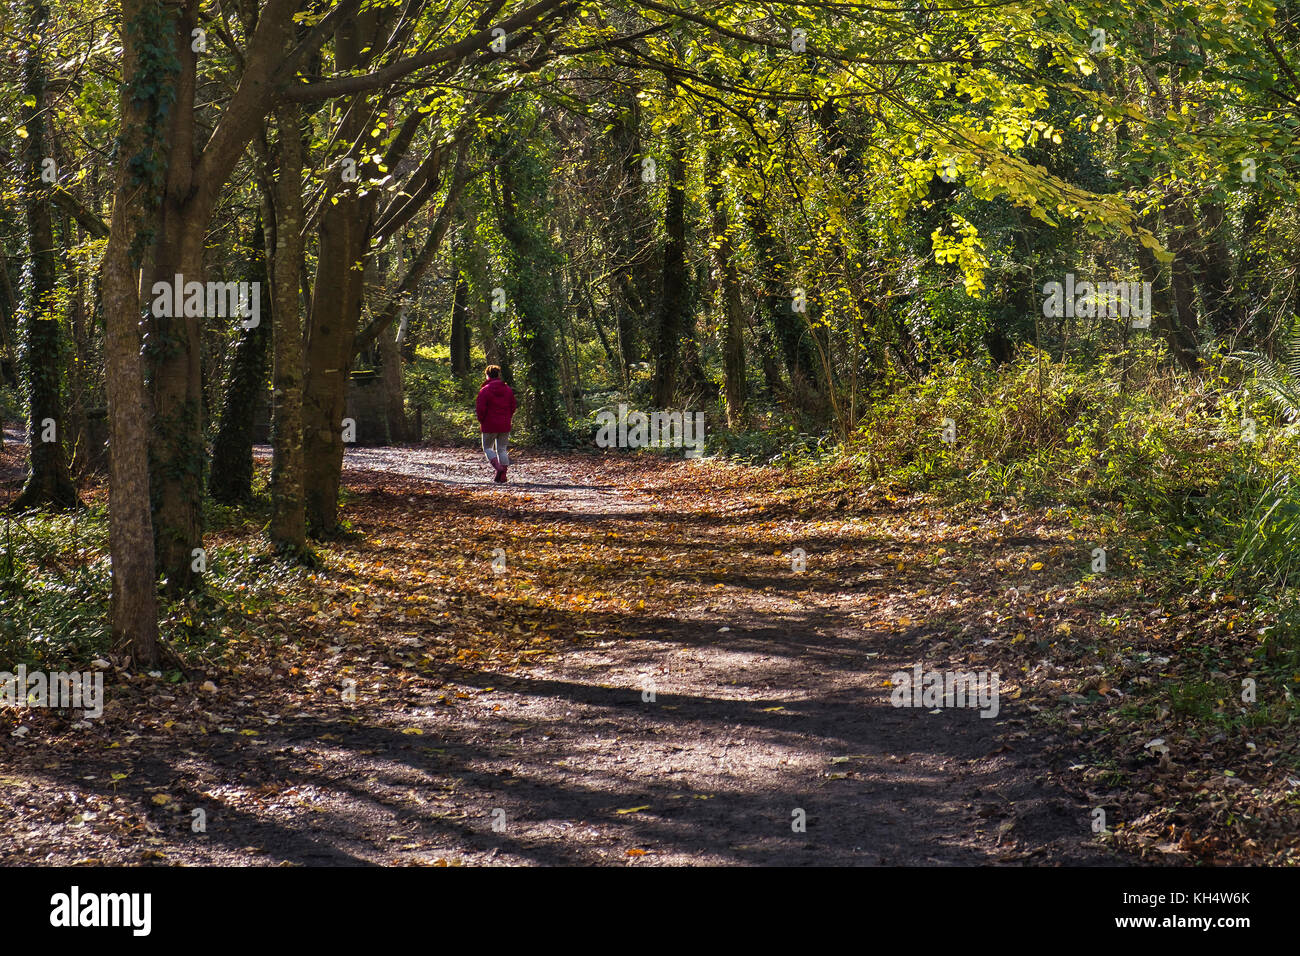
485 365 501 380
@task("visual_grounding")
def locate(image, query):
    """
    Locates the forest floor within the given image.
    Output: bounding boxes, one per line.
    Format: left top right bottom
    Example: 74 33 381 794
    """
2 442 1295 865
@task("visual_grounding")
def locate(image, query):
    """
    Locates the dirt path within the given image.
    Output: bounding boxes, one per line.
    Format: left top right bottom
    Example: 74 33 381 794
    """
0 446 1120 865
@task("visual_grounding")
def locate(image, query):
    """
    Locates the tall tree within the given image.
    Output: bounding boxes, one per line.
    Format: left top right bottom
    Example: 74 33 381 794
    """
651 80 689 408
13 0 78 511
601 89 656 375
99 0 167 667
450 258 472 378
209 220 271 504
493 113 568 443
300 9 377 535
706 114 746 426
269 101 307 550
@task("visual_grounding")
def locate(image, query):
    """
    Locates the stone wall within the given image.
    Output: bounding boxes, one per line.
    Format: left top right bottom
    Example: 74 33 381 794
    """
248 370 397 447
344 369 392 445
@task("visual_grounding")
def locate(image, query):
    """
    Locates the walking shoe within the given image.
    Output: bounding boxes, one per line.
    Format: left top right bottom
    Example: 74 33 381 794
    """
498 466 508 483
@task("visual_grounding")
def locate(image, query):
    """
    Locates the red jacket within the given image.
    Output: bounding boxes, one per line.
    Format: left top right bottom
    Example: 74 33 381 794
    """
475 378 517 433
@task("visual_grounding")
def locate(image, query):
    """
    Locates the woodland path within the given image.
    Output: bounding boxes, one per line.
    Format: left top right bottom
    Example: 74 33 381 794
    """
0 444 1120 865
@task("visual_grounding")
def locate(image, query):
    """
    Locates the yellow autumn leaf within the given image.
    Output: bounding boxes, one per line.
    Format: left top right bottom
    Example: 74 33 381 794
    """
615 805 650 814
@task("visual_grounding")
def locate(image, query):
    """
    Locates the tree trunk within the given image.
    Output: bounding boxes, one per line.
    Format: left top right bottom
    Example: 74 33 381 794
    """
736 100 820 406
100 0 162 667
604 91 655 374
63 238 96 476
14 0 78 511
707 122 746 427
1164 193 1202 363
141 0 302 582
143 0 207 592
1195 200 1242 341
494 115 567 443
652 83 689 408
209 220 271 504
1237 190 1268 341
1137 230 1197 371
458 191 499 371
301 11 381 535
0 250 18 394
301 191 365 534
450 247 471 377
269 102 307 550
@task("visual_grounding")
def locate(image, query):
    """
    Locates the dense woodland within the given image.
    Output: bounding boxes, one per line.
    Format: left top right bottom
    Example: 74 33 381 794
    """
3 0 1300 868
0 0 1294 650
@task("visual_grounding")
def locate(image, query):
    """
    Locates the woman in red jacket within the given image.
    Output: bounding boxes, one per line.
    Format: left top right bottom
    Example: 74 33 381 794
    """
475 365 518 483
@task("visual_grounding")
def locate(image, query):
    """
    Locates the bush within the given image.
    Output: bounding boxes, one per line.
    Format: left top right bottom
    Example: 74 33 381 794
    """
0 505 315 672
794 344 1300 611
0 509 112 669
843 346 1268 509
404 344 481 445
